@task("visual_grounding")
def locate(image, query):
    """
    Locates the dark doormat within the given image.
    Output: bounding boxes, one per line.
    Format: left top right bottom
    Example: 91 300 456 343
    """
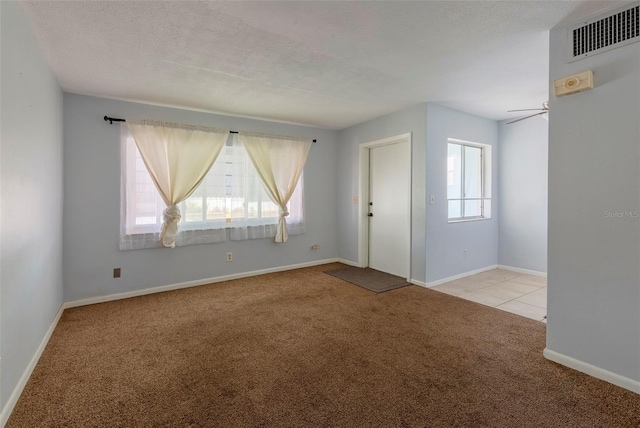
324 266 410 293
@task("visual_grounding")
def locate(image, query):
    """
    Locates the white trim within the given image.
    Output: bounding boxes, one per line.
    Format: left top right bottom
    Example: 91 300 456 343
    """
498 264 547 277
410 279 427 287
447 217 492 224
66 91 322 129
448 137 490 148
1 305 65 428
358 133 412 277
424 265 499 288
335 258 361 267
543 348 640 394
357 142 369 269
64 259 341 309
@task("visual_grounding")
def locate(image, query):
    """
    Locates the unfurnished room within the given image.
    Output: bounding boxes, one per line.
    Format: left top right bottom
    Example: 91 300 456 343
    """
1 1 640 426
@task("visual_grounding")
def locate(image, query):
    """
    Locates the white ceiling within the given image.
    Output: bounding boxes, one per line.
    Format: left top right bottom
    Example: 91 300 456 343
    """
19 1 621 130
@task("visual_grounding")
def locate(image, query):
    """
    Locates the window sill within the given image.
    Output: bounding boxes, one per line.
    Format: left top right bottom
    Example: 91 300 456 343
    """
447 217 491 224
120 222 306 251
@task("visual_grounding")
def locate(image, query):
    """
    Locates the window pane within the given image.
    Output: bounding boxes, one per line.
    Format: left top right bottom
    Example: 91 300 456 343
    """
464 146 482 199
448 200 461 219
206 197 226 220
178 139 285 224
123 130 305 241
464 199 482 217
184 197 204 222
132 141 163 226
446 140 490 222
447 143 462 199
202 153 228 220
261 201 279 218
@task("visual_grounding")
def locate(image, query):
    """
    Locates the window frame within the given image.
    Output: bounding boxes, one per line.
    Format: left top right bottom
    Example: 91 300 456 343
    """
447 139 492 223
120 127 305 250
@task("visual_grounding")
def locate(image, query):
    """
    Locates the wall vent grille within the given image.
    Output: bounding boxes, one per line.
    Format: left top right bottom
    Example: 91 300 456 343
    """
569 3 639 62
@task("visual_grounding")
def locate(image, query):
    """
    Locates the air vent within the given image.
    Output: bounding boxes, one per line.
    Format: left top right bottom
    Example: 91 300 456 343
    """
569 3 639 62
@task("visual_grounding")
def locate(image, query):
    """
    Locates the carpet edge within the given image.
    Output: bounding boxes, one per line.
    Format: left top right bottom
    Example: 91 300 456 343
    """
65 258 344 309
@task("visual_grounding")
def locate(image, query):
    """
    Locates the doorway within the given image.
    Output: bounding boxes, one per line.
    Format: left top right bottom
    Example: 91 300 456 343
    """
358 133 411 280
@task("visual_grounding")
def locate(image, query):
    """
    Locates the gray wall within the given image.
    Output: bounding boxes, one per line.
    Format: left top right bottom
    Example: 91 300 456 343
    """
498 116 548 273
425 104 499 283
0 1 64 411
63 94 338 302
336 104 427 283
547 22 640 383
336 102 499 285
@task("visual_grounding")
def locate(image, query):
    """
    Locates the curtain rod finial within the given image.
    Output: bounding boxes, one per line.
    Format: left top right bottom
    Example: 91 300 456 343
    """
104 116 126 124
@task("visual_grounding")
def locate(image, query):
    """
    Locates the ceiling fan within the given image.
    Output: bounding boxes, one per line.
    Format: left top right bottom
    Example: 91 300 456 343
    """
506 101 549 124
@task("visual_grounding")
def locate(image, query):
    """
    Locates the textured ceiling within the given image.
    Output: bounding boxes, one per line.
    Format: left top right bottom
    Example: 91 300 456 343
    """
19 1 621 130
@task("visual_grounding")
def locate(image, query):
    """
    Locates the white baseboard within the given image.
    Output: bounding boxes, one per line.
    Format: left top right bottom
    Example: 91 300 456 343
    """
410 279 427 287
335 258 360 267
425 265 498 288
543 348 640 394
64 258 342 309
498 264 547 277
1 305 65 428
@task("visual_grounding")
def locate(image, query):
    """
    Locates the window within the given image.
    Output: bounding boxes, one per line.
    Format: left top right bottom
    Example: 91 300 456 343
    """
447 139 491 221
120 129 305 250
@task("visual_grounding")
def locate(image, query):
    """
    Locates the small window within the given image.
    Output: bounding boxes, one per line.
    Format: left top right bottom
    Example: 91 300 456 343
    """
447 139 491 221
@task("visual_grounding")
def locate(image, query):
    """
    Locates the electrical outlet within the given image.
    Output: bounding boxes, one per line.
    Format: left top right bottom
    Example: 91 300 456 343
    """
113 268 121 278
226 252 233 262
311 244 321 250
463 249 467 257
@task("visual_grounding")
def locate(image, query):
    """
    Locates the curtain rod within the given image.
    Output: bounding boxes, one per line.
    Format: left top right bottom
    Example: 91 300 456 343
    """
104 116 316 143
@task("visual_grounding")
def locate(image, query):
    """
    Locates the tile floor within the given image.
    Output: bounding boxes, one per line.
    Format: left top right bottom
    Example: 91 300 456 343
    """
431 268 547 323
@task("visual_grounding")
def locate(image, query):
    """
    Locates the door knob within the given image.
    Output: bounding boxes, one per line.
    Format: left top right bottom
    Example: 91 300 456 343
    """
368 213 373 217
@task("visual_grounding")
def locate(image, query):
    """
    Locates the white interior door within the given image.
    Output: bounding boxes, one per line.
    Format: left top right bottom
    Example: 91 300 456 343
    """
368 141 410 278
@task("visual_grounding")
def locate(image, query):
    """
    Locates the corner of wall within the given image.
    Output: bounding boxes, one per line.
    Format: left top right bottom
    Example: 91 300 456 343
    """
0 0 65 420
425 103 499 282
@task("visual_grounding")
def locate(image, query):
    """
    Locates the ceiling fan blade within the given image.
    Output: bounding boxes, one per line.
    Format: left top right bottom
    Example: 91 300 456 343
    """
506 111 548 125
507 108 545 112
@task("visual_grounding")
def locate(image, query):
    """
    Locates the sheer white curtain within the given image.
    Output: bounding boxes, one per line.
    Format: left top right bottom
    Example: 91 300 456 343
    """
126 119 229 247
238 132 312 242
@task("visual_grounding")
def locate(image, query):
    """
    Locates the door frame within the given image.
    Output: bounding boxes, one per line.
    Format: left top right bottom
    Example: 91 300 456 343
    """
358 133 412 280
